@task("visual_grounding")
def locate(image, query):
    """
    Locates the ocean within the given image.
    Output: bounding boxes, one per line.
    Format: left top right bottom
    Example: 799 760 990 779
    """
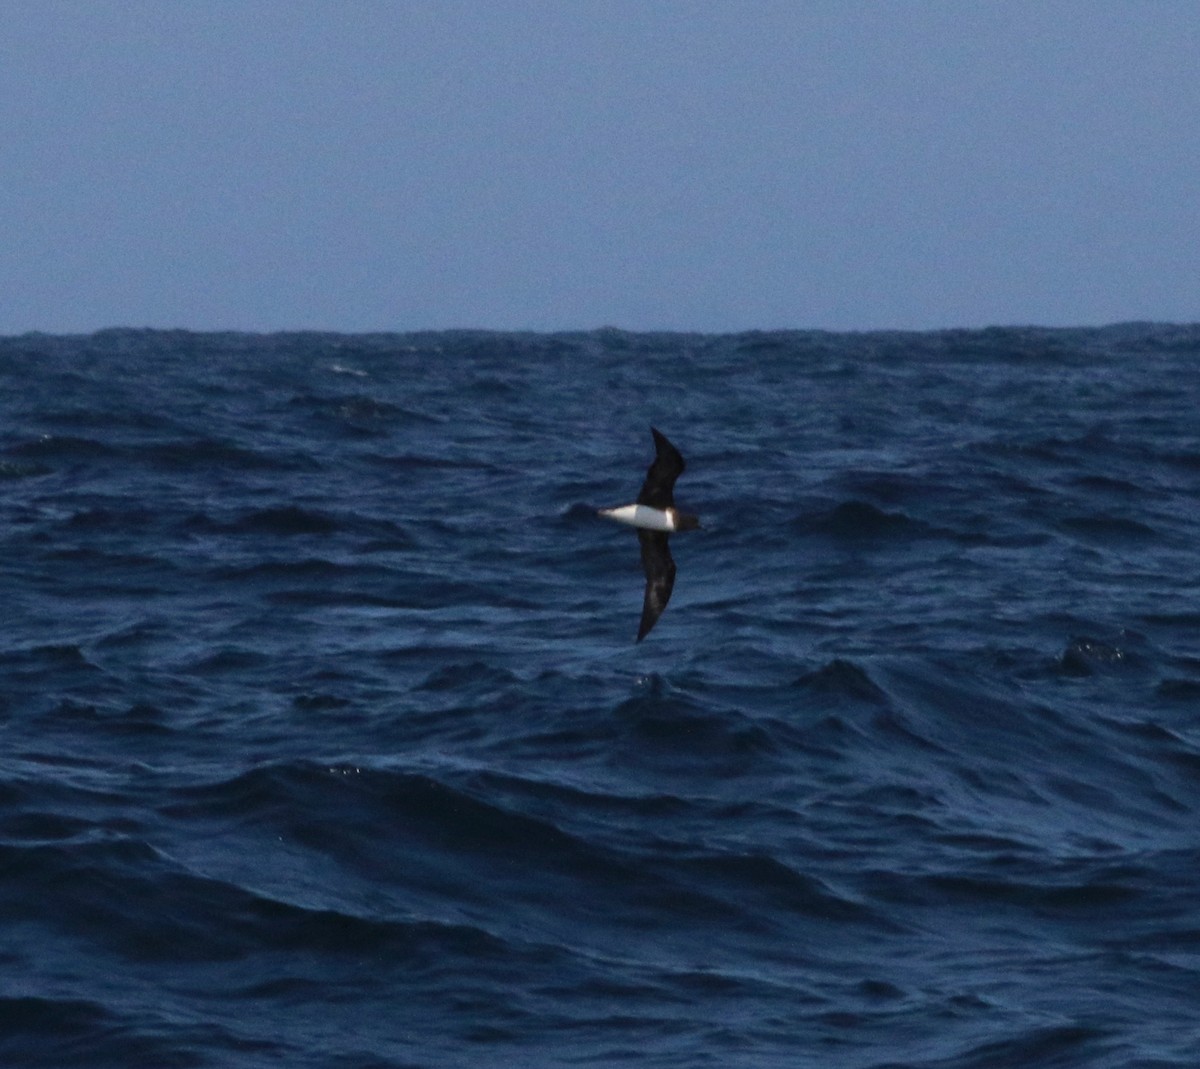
1 324 1198 1068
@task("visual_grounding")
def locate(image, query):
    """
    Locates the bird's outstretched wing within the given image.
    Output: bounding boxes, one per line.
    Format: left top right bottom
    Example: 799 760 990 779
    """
637 530 676 642
637 427 685 510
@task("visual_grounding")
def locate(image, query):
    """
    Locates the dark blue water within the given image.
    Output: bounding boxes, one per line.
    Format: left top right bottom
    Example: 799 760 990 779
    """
2 325 1199 1068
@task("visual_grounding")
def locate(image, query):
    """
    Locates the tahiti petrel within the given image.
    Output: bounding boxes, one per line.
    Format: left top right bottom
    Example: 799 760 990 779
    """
598 427 701 641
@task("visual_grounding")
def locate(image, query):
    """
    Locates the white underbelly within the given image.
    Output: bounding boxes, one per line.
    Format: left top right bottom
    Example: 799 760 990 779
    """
599 504 675 532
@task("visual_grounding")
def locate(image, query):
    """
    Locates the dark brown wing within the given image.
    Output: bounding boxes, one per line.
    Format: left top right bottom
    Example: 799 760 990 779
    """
636 427 685 510
636 530 676 642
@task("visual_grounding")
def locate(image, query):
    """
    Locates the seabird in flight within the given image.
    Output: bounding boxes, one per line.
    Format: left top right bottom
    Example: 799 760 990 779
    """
598 427 701 641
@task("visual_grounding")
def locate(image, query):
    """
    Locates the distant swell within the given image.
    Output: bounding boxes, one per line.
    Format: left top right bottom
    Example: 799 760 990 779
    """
2 326 1198 1068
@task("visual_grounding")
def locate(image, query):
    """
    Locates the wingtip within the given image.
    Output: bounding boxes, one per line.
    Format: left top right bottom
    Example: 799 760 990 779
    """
649 426 671 452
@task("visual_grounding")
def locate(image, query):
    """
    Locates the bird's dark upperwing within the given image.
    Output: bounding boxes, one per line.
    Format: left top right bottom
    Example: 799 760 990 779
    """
636 427 685 510
637 530 676 642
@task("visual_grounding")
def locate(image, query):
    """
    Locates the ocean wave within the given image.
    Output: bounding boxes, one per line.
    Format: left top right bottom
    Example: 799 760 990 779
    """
3 326 1200 1066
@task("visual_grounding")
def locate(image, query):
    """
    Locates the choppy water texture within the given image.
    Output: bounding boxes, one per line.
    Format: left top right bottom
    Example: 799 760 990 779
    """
2 325 1199 1068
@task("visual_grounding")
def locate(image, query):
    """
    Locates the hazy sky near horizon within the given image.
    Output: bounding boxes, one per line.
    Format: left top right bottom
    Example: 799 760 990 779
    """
3 1 1198 334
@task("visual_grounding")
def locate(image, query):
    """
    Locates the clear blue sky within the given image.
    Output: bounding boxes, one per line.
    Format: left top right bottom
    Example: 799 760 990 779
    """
3 1 1197 334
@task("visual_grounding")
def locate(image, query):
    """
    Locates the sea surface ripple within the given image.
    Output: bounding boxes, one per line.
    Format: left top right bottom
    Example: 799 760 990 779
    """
1 325 1199 1067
